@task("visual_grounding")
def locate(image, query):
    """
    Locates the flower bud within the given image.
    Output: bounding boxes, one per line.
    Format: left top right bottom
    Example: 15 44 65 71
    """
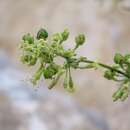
112 83 129 101
114 53 123 64
52 33 63 42
21 55 37 66
64 68 75 92
22 33 34 44
104 70 115 80
61 29 69 41
124 54 130 63
68 74 75 92
75 34 85 47
37 28 48 40
113 90 123 101
63 49 75 58
121 92 128 101
43 64 59 79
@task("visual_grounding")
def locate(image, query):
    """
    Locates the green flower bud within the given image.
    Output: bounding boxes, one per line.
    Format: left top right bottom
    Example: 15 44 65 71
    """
124 54 130 63
64 68 75 92
121 92 128 101
43 64 59 79
21 55 37 66
52 33 63 42
75 34 85 47
61 29 69 41
22 33 34 44
113 90 123 101
114 53 123 64
104 70 115 80
112 82 130 101
68 74 75 92
63 49 75 58
37 28 48 40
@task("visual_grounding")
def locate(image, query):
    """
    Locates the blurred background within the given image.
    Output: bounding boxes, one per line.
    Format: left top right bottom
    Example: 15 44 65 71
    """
0 0 130 130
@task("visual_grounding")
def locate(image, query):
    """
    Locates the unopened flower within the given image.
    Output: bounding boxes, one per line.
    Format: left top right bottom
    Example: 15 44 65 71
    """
37 28 48 40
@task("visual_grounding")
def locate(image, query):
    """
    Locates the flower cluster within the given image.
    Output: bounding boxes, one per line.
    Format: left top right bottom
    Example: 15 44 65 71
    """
104 53 130 101
20 28 130 101
20 28 85 92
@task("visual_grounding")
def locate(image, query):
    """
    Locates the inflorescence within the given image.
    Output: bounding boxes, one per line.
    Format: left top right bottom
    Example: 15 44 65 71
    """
20 28 130 101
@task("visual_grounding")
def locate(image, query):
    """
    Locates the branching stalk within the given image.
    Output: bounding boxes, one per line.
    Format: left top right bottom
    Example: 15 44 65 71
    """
19 28 130 101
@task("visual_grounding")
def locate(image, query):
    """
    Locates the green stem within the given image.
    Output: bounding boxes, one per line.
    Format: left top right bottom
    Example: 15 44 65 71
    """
77 58 130 78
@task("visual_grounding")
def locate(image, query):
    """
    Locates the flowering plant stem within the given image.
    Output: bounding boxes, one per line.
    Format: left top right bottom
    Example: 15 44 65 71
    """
20 28 130 101
77 58 129 78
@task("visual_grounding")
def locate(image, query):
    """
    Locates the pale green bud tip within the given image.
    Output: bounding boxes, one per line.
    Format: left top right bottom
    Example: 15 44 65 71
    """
75 34 85 46
22 33 34 44
37 28 48 40
114 53 123 64
62 28 69 41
